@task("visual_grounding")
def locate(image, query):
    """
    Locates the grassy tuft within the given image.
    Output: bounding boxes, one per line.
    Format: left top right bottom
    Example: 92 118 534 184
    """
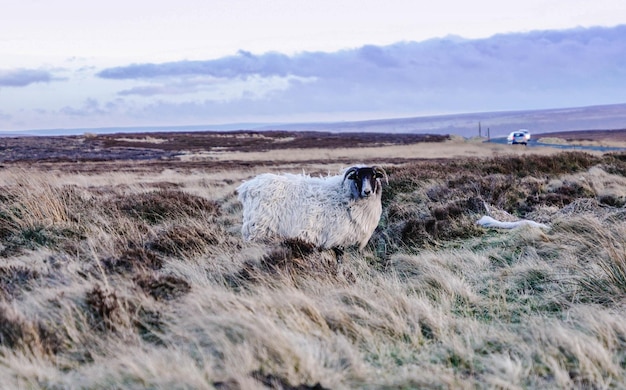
101 246 164 274
115 190 220 224
0 304 61 355
135 274 191 301
149 221 222 258
577 230 626 305
225 239 342 290
0 265 40 299
85 284 129 332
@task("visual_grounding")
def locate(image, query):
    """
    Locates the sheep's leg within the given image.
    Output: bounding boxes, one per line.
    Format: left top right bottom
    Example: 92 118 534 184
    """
330 247 343 277
332 247 344 265
333 247 356 282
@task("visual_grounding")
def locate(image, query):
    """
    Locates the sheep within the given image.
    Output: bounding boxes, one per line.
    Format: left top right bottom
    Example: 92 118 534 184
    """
476 203 550 230
476 216 550 230
236 166 388 256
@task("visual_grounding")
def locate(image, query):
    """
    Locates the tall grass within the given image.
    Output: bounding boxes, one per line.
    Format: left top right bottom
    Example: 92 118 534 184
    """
1 152 626 388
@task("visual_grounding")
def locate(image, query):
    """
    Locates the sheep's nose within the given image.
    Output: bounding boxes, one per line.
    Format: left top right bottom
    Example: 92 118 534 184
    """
363 189 371 197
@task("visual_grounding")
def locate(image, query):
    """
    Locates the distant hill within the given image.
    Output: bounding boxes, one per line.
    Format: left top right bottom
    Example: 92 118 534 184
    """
259 103 626 138
3 102 625 138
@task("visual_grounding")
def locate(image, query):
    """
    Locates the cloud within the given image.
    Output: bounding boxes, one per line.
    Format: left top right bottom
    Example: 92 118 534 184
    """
5 25 624 131
97 50 293 80
60 98 107 117
97 25 626 84
0 69 55 87
116 76 218 96
118 85 171 96
92 24 626 120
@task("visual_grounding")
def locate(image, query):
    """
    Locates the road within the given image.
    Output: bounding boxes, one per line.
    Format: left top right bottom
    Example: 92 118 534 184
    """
487 137 626 152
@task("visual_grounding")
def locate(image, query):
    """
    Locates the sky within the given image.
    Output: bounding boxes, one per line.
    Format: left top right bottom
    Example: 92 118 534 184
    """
1 0 626 131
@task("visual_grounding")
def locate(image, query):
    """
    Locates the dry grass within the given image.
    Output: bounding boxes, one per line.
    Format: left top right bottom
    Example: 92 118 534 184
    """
539 137 626 149
182 137 576 163
1 148 626 388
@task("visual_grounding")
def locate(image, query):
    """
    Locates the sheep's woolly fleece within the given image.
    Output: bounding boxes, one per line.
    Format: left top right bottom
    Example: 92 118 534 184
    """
476 216 550 230
237 171 382 250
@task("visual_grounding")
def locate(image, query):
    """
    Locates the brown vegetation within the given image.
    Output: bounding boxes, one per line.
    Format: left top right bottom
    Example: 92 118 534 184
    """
1 130 626 388
535 128 626 143
0 131 448 164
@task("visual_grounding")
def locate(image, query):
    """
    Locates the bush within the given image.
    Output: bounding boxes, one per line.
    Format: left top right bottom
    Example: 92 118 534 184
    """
116 190 220 224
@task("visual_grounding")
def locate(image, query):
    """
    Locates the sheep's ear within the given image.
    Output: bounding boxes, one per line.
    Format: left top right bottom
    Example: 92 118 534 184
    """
373 166 388 185
343 167 358 183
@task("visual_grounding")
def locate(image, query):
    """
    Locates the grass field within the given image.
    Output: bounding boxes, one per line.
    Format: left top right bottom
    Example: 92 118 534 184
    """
1 131 626 388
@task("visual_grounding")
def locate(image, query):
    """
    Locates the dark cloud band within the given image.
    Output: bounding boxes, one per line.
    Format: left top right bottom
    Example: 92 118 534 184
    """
96 25 626 86
0 69 54 87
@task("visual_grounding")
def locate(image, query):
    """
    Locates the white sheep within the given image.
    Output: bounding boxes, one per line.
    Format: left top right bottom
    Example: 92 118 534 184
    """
237 166 388 253
476 216 550 230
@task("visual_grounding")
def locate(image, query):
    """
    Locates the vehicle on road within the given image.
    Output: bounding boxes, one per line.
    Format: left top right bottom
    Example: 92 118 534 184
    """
507 129 531 145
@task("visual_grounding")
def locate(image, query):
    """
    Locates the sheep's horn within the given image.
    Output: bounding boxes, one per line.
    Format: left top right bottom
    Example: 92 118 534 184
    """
342 167 359 184
372 166 388 185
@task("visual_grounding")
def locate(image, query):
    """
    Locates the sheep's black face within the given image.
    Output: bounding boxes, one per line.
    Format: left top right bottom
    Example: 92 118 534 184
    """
344 166 387 199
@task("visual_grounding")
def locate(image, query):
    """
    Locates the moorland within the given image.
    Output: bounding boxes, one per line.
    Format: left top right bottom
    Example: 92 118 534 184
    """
1 129 626 389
